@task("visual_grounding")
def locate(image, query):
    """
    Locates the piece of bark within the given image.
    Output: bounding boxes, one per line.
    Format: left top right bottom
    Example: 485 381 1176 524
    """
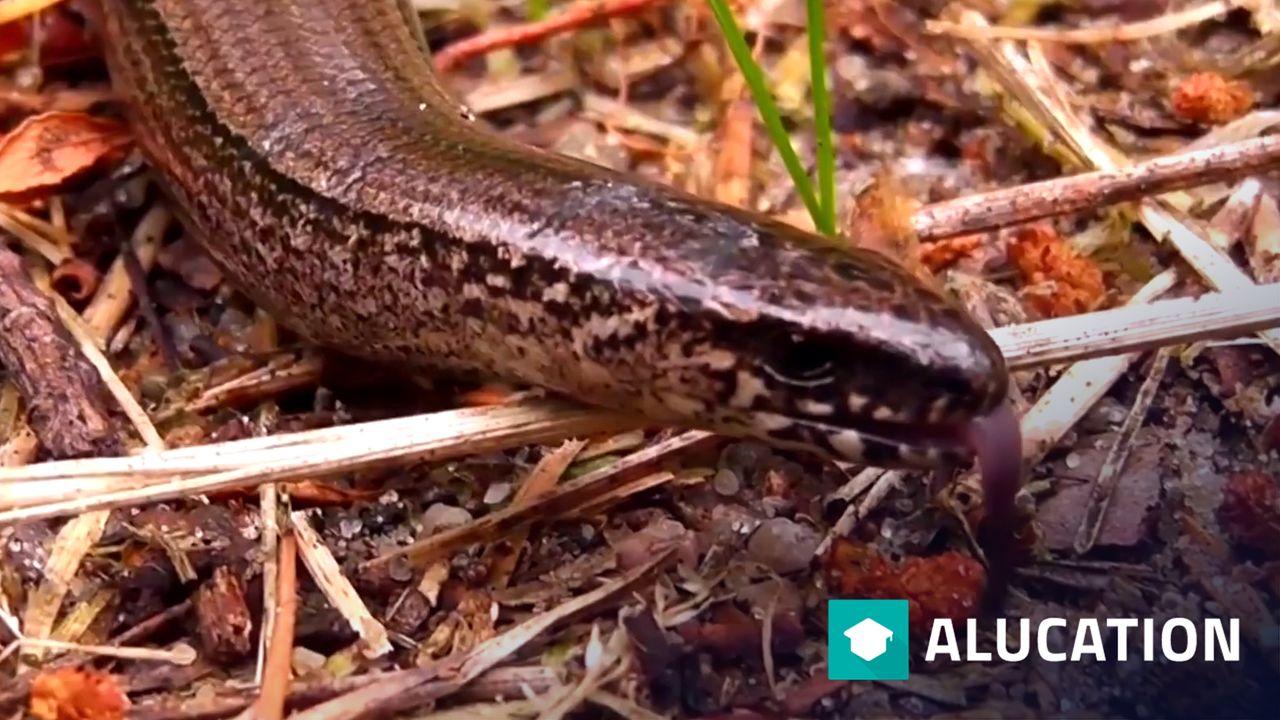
192 565 253 664
0 245 120 458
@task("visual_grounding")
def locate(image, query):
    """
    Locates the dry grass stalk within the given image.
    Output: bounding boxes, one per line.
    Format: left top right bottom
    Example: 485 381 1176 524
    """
581 92 701 147
573 470 678 517
586 690 668 720
539 625 633 720
1017 270 1180 462
48 291 164 449
289 547 675 719
255 481 281 686
184 352 324 415
19 511 110 661
992 281 1280 369
284 510 389 658
927 0 1241 44
0 401 642 521
83 204 170 344
0 205 70 265
364 431 713 569
461 68 579 115
482 438 587 590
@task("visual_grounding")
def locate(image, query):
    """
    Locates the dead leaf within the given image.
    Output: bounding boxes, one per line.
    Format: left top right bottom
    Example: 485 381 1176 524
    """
0 111 131 203
1038 442 1163 551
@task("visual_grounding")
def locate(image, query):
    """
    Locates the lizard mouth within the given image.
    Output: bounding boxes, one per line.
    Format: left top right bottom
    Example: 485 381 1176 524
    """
791 403 1025 598
770 413 974 471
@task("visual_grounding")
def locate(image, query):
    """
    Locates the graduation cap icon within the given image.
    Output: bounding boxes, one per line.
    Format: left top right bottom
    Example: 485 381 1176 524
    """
843 618 894 662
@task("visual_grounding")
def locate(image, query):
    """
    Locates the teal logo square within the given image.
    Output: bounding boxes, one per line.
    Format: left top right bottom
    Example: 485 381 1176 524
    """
827 599 909 680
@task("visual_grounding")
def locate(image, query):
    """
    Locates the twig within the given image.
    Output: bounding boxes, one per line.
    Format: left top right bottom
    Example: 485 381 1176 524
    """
0 245 120 457
910 134 1280 241
433 0 672 72
182 352 323 416
125 666 562 720
16 636 195 665
814 469 899 558
1072 347 1172 555
121 238 180 370
251 531 297 720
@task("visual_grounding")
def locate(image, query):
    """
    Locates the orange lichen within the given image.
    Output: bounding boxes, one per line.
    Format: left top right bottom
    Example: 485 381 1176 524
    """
1172 72 1254 125
823 538 985 636
29 668 128 720
920 235 983 271
1008 224 1106 317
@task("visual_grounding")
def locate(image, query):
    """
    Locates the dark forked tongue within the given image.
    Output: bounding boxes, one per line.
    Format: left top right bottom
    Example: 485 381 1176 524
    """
964 402 1024 610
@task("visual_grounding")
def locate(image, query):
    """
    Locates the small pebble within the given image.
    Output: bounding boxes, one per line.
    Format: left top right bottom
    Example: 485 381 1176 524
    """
760 496 791 518
338 517 363 539
420 503 473 535
719 441 774 481
388 557 414 582
292 647 327 676
712 468 741 496
483 481 512 505
746 518 820 575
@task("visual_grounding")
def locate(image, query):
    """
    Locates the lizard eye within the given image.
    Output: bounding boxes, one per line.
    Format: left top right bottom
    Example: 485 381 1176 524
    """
762 334 837 387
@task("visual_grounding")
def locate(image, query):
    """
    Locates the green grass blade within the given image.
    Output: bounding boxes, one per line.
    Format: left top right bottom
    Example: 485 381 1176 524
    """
704 0 825 233
806 0 836 236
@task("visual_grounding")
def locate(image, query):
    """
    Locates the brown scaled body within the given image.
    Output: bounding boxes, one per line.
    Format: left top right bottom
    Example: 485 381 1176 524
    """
88 0 1011 472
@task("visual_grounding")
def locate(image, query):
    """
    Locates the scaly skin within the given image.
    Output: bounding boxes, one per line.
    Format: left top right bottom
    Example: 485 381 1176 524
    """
88 0 1012 472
